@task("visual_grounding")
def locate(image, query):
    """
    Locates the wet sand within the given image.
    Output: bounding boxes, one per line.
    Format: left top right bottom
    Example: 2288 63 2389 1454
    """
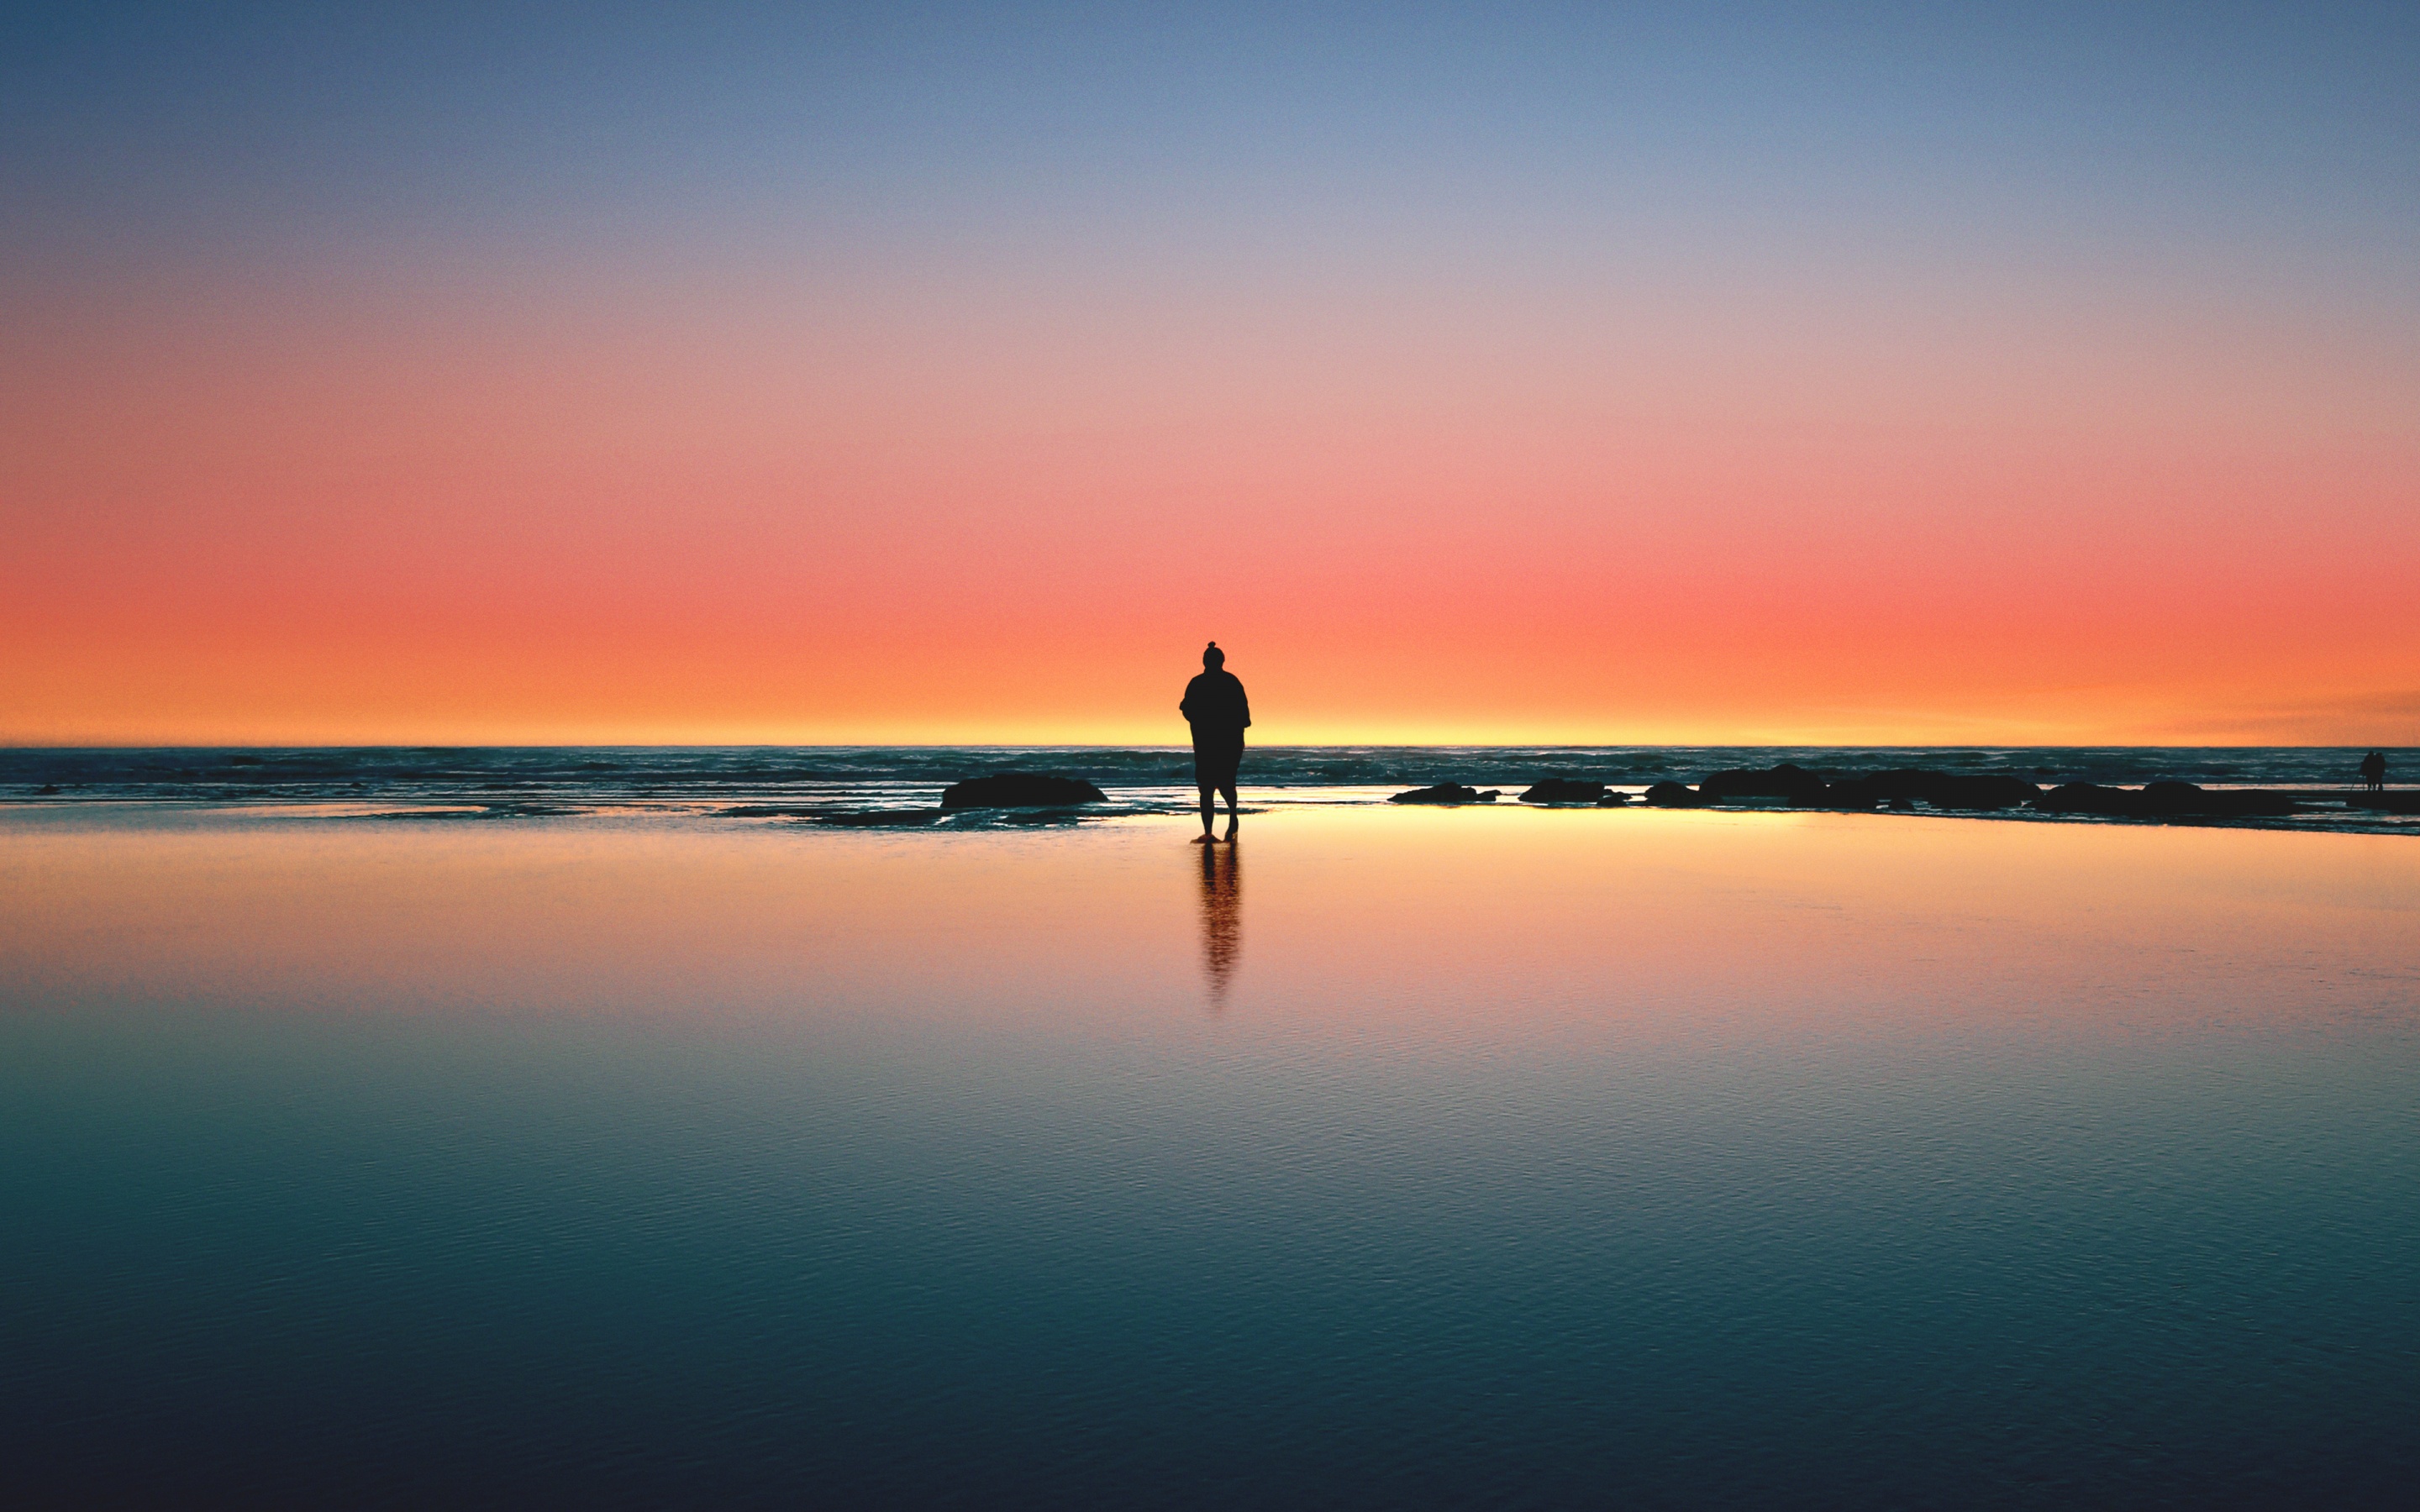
3 804 2416 1505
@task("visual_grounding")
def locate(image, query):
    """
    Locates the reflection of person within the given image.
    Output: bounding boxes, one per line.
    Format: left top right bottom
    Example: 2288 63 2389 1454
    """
1180 642 1250 843
2360 750 2386 792
1197 839 1241 1005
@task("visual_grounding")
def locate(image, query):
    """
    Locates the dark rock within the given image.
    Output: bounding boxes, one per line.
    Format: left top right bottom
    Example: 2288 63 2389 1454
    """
1699 764 1830 804
1597 791 1633 806
2037 781 2299 818
1832 769 2039 810
2354 792 2420 815
939 773 1107 810
2037 782 2141 815
1643 780 1708 808
2139 782 2299 816
1923 773 2039 809
1519 778 1607 805
2227 791 2305 816
35 783 60 795
1389 783 1497 805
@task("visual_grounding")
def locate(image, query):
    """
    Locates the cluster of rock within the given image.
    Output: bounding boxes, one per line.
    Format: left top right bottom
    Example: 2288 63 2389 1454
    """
1388 780 1634 806
939 773 1107 810
2033 782 2299 817
1388 783 1502 805
1640 764 2039 811
1377 763 2349 821
1518 779 1624 805
1633 764 2317 818
936 764 2381 822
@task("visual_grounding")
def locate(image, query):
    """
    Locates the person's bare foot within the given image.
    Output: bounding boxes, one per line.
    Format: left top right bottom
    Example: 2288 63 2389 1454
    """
1192 833 1216 844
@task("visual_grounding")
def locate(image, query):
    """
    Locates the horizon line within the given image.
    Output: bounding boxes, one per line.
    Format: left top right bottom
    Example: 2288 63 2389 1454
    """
3 740 2406 753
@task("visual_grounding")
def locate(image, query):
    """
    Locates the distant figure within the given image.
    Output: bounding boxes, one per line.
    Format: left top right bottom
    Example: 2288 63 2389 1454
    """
1180 642 1250 843
2360 750 2386 792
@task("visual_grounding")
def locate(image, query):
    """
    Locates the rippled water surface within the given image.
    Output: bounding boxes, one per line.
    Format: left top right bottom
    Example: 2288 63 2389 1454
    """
3 805 2417 1506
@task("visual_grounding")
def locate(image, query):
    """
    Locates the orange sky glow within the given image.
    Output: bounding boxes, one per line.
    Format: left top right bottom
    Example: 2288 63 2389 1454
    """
5 11 2414 747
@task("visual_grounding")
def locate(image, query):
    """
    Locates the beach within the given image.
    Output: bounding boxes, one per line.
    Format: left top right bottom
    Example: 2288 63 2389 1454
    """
5 798 2416 1505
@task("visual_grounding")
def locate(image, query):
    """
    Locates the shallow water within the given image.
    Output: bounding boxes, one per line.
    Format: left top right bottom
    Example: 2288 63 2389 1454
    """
3 805 2417 1506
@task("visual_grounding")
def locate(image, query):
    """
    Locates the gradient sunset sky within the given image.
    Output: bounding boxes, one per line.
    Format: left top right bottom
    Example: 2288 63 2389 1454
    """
4 3 2414 745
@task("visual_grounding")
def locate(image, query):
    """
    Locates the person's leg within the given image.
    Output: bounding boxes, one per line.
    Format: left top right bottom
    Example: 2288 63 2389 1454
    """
1220 742 1244 837
1197 783 1217 839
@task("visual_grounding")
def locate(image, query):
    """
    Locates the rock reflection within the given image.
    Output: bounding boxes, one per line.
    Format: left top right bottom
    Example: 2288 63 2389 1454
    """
1196 841 1242 1005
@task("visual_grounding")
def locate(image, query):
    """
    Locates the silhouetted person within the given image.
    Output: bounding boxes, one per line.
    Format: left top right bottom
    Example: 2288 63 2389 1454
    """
2360 750 2386 792
1181 642 1249 843
1197 839 1241 1006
